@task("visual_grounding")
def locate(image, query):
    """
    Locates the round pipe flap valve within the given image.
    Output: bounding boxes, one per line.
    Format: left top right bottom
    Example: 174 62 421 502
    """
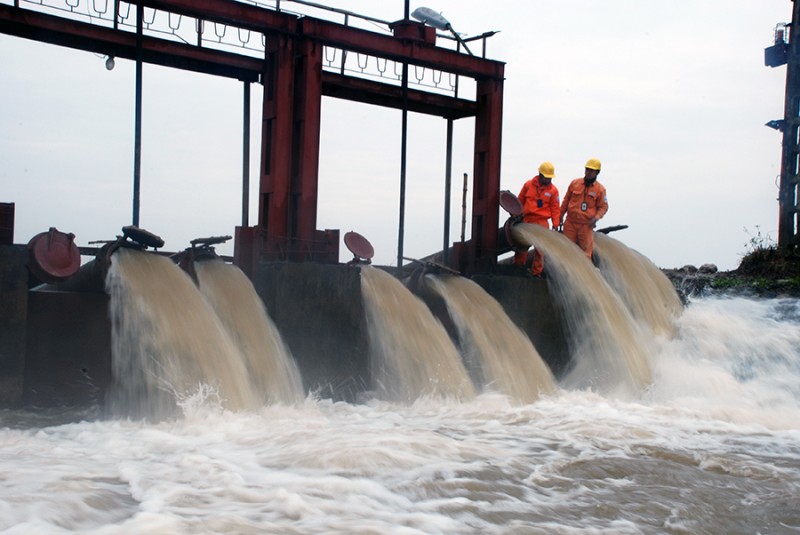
499 190 523 217
27 227 81 283
344 231 374 264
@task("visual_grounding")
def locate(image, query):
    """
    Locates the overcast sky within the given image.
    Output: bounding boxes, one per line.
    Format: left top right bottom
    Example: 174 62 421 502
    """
0 1 791 270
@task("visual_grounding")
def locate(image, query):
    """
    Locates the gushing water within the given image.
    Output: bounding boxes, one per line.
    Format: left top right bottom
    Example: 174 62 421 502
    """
594 232 683 337
650 296 800 427
105 248 261 419
425 274 556 403
194 258 304 404
511 224 653 396
360 266 475 402
3 271 800 533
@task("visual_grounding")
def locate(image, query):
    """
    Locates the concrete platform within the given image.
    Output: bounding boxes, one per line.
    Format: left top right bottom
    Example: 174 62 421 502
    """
0 246 571 408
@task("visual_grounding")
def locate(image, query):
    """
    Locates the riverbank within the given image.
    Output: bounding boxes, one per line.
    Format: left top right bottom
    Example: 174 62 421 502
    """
661 249 800 299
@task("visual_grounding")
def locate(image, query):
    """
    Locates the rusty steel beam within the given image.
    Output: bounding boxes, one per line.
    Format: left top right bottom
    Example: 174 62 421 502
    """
139 0 504 79
0 5 477 116
299 17 504 80
321 72 476 119
0 5 262 81
140 0 296 34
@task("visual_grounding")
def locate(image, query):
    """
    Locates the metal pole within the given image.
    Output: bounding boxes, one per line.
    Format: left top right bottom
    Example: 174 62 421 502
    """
454 41 460 98
242 81 251 227
341 14 348 75
397 62 408 268
396 0 411 267
132 3 143 227
460 172 468 243
443 118 453 264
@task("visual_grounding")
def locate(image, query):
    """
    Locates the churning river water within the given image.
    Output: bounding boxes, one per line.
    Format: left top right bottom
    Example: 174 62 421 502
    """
1 294 799 534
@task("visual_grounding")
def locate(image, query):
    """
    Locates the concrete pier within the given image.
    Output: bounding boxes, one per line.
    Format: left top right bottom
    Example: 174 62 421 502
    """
0 246 570 408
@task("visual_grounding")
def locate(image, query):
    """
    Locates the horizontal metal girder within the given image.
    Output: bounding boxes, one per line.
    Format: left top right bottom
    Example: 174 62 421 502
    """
0 5 262 81
0 5 477 117
321 72 477 119
141 0 296 35
299 17 504 81
140 0 505 80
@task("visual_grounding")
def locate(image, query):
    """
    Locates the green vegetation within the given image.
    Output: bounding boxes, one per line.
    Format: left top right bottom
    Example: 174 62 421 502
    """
738 226 800 279
729 226 800 295
708 276 742 291
664 226 800 298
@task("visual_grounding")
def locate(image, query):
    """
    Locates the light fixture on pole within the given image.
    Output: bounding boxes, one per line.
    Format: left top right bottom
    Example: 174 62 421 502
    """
411 7 473 55
766 119 785 131
105 55 115 71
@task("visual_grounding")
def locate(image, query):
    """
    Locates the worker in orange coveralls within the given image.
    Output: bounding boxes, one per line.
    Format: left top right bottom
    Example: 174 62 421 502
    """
514 161 561 277
559 158 608 262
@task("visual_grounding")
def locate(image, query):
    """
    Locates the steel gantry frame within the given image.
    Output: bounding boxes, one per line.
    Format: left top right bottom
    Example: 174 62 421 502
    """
778 0 800 253
0 0 506 273
767 0 800 253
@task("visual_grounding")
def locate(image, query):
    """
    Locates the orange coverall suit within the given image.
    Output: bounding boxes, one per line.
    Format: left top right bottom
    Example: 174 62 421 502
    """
560 178 608 261
514 177 560 276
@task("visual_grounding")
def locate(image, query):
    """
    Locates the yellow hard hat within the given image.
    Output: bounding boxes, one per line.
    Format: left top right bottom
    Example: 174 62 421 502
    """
585 158 602 171
538 161 555 178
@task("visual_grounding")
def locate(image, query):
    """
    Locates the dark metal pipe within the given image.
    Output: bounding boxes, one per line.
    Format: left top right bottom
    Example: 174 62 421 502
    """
341 14 348 75
460 172 467 242
443 118 453 264
242 81 250 227
397 0 413 269
132 3 143 227
397 61 409 268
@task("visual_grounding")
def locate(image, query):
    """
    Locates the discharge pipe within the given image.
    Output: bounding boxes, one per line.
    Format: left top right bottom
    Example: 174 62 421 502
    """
33 225 165 293
173 235 232 285
26 227 81 285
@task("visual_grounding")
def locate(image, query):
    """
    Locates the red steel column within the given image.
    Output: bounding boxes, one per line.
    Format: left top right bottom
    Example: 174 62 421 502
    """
469 76 504 273
256 34 332 263
290 38 324 260
259 33 296 260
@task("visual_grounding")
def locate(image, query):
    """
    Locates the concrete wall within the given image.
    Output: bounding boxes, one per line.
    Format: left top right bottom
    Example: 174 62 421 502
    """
253 262 572 401
23 290 111 406
1 252 572 408
253 262 370 402
472 267 571 377
0 245 27 405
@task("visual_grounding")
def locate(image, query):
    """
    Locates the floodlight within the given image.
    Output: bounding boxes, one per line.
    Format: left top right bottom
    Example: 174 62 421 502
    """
411 7 451 31
411 6 472 55
766 119 785 131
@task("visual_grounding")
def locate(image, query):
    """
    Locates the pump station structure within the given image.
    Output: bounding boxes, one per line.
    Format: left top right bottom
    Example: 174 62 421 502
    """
0 0 506 273
1 1 571 409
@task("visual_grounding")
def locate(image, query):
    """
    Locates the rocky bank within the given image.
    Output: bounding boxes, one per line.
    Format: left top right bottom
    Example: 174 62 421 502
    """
661 251 800 300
